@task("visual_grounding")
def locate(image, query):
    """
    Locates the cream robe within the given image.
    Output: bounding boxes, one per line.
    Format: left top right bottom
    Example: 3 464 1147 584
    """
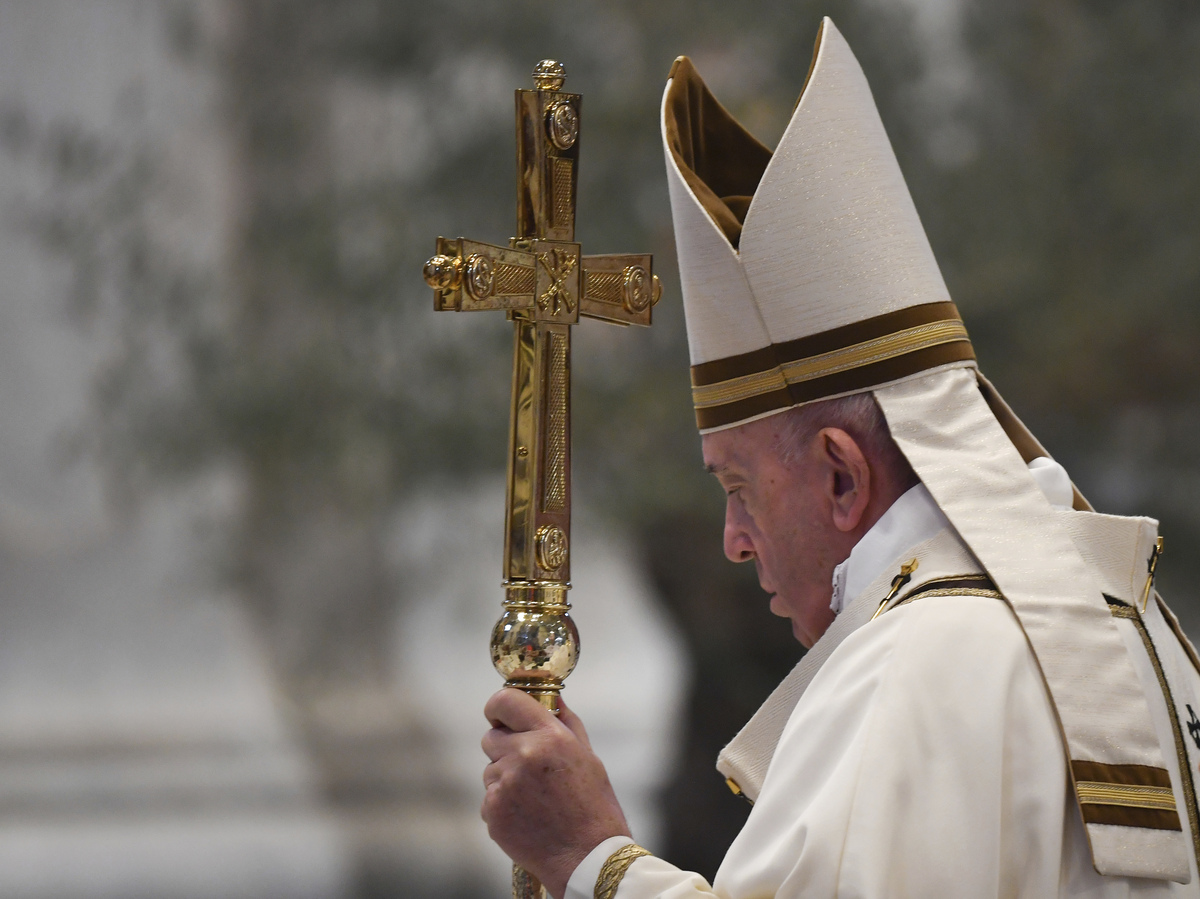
566 477 1200 899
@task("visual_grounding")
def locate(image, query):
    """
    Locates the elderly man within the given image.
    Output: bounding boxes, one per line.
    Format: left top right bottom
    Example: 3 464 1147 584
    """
483 18 1200 899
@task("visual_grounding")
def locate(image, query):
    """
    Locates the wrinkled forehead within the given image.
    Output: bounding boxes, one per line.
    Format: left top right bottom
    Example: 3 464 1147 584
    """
701 414 790 473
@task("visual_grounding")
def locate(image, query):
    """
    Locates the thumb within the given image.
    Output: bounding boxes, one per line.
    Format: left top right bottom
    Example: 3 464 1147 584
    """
555 696 592 749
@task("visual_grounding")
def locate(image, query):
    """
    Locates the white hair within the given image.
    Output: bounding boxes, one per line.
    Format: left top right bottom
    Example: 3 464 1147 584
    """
774 392 917 487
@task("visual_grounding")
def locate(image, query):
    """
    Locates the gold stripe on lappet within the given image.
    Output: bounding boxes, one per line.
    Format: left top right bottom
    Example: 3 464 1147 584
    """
1076 781 1178 811
594 843 652 899
895 586 1003 606
1108 597 1200 866
690 319 969 410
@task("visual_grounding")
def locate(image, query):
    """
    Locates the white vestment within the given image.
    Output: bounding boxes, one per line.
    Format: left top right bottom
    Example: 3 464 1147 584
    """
566 469 1200 899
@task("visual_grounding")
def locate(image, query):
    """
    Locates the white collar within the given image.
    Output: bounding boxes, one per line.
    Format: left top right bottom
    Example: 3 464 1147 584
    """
829 483 949 614
830 456 1074 614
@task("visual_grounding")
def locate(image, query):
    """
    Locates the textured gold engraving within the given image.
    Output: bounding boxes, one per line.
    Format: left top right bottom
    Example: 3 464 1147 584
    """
537 248 578 314
584 270 623 305
425 57 655 899
465 253 495 299
543 332 567 512
621 264 652 313
513 864 547 899
546 100 579 150
532 59 566 91
553 157 573 229
536 525 568 571
595 844 652 899
423 254 461 291
495 262 536 296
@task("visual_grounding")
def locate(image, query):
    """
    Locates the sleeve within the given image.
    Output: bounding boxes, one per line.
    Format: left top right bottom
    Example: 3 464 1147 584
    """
566 837 636 899
567 837 716 899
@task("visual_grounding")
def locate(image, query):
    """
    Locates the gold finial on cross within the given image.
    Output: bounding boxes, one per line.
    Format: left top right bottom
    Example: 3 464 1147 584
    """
421 60 658 899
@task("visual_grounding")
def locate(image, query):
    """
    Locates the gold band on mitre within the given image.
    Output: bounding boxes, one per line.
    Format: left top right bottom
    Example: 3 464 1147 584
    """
689 300 976 430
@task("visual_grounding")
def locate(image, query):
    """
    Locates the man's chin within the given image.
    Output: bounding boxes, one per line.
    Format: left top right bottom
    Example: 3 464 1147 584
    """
790 617 814 648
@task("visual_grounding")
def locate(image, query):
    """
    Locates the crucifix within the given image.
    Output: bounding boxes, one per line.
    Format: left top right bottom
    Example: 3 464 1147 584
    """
422 59 658 899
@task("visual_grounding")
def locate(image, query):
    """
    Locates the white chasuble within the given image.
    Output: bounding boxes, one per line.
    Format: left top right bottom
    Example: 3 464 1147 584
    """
566 480 1200 899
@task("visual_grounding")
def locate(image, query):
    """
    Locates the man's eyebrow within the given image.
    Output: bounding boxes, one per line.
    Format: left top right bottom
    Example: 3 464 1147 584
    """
704 462 725 475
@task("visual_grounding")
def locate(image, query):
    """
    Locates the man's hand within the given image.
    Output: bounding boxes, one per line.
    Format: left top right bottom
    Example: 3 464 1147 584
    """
482 688 631 899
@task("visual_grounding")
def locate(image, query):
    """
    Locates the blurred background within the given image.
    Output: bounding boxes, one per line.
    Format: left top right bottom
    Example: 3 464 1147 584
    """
0 1 1197 897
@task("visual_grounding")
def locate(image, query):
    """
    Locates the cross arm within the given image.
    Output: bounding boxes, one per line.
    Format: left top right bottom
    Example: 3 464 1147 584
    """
579 254 660 326
424 240 660 326
423 237 538 314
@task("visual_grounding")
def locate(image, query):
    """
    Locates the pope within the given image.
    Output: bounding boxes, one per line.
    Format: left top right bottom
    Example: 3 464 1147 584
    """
484 18 1200 899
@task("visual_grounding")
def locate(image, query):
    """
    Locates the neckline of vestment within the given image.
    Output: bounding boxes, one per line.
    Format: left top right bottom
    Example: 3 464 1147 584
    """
830 456 1075 615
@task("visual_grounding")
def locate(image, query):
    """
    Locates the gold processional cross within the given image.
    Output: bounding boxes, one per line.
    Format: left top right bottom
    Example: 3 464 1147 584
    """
422 60 658 899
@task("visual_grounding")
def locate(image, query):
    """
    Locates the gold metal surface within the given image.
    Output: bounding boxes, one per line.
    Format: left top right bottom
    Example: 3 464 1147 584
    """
422 58 655 899
546 100 579 150
537 248 578 315
552 157 574 228
584 270 623 306
579 254 655 326
495 261 536 296
491 586 579 685
1141 536 1164 613
423 253 462 291
465 253 496 300
621 264 652 314
542 332 568 511
871 557 919 620
532 59 566 91
535 525 568 571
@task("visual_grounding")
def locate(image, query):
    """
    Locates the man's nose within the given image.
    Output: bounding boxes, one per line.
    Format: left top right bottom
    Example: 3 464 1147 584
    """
723 500 755 563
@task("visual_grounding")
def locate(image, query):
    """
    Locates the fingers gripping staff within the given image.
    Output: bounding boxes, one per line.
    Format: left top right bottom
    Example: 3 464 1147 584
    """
421 60 658 899
482 690 631 899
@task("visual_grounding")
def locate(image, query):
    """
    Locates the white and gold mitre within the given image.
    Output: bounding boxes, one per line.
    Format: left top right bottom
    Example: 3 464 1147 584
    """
663 19 975 433
665 18 1200 884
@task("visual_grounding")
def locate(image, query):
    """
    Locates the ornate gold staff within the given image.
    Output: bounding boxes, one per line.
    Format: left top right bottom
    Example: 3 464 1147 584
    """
422 60 658 899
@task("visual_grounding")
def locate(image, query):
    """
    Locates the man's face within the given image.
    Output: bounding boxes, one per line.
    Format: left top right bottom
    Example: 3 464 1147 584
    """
702 417 840 648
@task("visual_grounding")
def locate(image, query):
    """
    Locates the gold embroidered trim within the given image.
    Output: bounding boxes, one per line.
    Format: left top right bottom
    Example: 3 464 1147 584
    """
894 586 1003 605
1076 781 1177 811
691 319 969 409
595 843 652 899
779 320 970 385
1106 596 1200 861
691 367 789 408
1158 593 1200 678
880 573 1000 616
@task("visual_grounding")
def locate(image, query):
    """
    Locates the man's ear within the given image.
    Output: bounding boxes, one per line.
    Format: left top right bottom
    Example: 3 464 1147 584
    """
819 428 871 533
